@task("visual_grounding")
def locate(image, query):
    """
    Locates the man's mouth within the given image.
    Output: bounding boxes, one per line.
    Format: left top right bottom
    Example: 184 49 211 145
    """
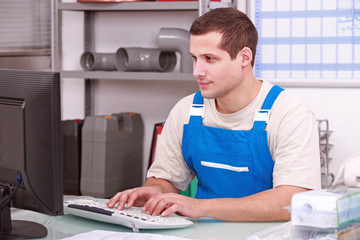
198 81 210 88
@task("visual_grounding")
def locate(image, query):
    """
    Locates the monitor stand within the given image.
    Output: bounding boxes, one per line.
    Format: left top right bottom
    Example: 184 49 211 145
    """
0 199 47 239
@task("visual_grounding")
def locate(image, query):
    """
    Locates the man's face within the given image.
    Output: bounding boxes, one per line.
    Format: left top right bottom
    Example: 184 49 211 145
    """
189 31 244 100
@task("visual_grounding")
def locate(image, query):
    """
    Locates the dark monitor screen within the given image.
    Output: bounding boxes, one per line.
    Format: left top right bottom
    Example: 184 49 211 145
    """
0 68 63 239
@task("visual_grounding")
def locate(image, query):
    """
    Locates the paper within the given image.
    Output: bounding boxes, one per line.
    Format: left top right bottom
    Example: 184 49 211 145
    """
290 225 337 240
242 221 292 240
61 230 192 240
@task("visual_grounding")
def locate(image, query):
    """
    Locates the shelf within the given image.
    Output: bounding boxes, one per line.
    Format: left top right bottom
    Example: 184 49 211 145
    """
58 2 199 11
319 130 333 140
320 144 333 153
61 70 195 81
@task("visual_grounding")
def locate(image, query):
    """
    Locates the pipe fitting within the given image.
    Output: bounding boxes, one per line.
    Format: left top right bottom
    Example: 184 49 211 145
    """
80 52 116 71
157 28 193 73
115 47 176 72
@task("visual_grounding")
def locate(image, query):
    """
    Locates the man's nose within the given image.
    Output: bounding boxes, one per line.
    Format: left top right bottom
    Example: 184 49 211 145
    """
193 61 205 79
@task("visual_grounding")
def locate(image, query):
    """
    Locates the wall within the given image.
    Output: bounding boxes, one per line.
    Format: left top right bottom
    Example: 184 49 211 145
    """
286 87 360 175
61 7 360 184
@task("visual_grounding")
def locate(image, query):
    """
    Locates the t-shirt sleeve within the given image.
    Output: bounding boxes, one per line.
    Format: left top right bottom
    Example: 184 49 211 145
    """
146 95 195 191
270 92 322 190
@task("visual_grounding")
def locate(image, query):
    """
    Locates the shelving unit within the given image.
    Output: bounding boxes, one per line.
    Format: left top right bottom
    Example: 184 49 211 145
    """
54 1 200 79
317 119 334 188
53 0 236 116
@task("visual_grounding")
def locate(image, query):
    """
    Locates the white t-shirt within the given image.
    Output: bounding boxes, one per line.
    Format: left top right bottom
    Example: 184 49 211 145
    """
147 81 322 191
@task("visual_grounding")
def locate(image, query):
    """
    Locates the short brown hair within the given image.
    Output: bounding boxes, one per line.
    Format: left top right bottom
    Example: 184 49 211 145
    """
190 8 258 66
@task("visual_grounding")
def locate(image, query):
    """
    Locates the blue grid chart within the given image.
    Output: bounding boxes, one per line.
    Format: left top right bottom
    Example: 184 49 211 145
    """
254 0 360 82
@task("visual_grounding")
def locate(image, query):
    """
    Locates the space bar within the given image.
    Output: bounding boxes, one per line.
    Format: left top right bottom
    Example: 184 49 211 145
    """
68 204 113 216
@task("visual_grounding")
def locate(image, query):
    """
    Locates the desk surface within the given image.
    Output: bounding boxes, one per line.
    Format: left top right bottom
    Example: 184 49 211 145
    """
11 209 282 240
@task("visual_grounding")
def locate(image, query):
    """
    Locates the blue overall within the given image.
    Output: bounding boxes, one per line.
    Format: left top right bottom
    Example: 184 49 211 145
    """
182 85 284 199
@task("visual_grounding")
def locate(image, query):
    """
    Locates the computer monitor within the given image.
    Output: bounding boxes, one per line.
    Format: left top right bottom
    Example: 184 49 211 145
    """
0 68 63 239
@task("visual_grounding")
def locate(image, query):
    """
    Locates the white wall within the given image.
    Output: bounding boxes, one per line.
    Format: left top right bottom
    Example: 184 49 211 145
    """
61 8 360 183
285 87 360 175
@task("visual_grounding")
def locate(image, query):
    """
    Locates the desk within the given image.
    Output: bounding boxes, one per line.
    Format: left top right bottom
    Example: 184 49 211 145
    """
11 209 282 240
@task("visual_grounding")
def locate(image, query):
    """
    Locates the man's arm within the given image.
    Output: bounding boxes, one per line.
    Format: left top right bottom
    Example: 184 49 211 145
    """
144 185 308 222
198 185 308 221
108 177 308 221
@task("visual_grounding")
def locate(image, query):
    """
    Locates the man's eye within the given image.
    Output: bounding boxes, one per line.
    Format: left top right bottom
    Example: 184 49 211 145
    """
207 57 215 62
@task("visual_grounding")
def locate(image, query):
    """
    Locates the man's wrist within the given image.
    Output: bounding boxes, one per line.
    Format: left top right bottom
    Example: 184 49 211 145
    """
145 177 175 193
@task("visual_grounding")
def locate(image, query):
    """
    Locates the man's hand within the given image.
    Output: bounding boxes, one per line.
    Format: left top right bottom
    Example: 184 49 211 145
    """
143 193 205 219
106 177 179 211
106 185 162 210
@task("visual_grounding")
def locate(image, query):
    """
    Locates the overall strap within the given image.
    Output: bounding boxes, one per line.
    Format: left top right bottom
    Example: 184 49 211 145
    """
253 85 284 130
189 91 205 125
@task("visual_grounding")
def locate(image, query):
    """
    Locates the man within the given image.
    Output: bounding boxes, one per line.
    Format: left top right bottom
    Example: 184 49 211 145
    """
107 8 321 222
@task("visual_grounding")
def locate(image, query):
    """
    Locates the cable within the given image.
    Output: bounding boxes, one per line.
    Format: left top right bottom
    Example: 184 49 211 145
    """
0 175 22 209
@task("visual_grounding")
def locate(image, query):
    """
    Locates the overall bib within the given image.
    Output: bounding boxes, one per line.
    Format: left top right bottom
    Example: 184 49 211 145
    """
182 85 284 199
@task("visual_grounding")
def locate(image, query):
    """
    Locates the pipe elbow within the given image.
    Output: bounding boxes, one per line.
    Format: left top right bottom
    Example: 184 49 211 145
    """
158 28 193 73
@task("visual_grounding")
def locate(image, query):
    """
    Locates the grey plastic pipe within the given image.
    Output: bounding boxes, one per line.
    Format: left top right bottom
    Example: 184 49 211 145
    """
115 47 177 72
157 28 193 73
80 52 116 71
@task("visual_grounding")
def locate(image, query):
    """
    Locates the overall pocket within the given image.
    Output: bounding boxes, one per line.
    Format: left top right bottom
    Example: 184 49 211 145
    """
200 161 249 173
193 152 255 198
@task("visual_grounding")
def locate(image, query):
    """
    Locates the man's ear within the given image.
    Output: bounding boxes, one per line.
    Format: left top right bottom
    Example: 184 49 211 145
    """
238 47 253 67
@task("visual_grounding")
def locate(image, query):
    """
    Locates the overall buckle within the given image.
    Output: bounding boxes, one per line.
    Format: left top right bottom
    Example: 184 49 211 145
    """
253 109 270 123
189 104 205 118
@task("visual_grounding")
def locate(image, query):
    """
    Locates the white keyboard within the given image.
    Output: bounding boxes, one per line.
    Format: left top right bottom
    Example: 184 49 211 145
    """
63 198 194 230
